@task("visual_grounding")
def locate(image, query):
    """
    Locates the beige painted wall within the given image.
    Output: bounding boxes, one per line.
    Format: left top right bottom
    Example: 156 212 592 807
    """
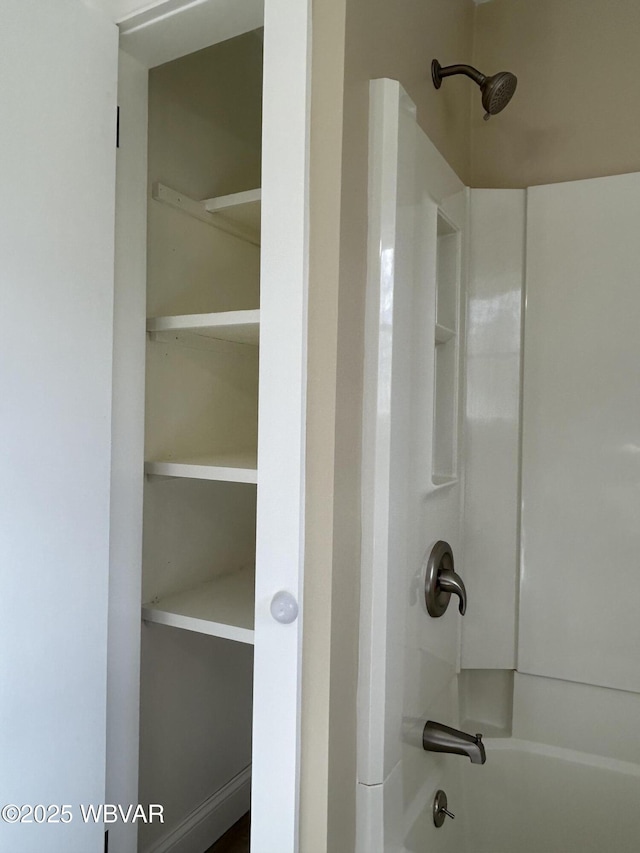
343 0 475 184
472 0 640 187
302 1 347 851
303 0 473 850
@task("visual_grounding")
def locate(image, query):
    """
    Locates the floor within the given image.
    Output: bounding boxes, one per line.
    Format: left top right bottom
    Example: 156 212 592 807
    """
205 813 250 853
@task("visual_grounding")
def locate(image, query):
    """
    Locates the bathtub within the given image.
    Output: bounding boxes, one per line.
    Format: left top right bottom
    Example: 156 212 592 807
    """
457 738 640 853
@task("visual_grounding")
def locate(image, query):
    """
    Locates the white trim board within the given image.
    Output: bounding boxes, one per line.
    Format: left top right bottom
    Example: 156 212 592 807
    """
142 765 251 853
118 0 265 69
250 0 311 846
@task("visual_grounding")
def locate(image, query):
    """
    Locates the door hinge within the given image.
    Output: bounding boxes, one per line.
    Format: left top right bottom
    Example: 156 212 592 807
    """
116 106 120 149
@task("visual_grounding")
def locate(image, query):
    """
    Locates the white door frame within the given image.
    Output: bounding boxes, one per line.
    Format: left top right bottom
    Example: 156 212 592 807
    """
252 0 310 848
110 1 311 851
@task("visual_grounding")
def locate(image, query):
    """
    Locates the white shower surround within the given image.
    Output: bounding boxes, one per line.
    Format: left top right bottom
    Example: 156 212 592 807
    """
396 736 640 853
459 739 640 853
360 78 640 853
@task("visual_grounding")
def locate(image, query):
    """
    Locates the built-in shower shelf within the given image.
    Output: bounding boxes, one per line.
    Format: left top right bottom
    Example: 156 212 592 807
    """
432 208 460 484
461 719 511 738
432 474 457 488
435 323 456 344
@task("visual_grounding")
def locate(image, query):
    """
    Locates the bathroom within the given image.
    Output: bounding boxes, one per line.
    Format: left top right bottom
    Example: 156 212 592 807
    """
338 0 640 851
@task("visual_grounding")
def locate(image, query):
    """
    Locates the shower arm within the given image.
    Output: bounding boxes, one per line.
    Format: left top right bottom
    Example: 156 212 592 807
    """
432 62 486 89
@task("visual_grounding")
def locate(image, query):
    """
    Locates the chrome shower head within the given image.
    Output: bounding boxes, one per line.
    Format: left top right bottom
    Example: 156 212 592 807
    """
432 60 517 120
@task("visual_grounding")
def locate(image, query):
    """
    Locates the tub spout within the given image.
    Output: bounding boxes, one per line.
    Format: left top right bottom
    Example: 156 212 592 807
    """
422 720 486 764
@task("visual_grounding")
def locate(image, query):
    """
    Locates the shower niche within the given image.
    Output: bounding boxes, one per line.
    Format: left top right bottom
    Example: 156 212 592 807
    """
459 669 514 738
432 210 461 485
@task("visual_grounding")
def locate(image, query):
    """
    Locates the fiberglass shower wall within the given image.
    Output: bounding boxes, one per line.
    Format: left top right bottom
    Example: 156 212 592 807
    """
460 173 640 754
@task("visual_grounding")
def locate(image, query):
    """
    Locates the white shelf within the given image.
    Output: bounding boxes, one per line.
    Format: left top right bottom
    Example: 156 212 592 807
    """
142 567 255 645
145 452 258 483
152 182 260 246
203 189 261 234
147 310 260 346
435 323 456 345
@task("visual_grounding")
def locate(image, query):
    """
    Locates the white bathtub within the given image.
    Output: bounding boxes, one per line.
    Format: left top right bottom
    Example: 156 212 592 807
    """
458 738 640 853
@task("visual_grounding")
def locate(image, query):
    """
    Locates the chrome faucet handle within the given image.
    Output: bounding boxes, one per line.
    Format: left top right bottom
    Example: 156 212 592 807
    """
424 540 467 617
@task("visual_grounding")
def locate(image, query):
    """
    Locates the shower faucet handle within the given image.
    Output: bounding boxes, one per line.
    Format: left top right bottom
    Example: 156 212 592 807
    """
424 540 467 617
438 566 467 615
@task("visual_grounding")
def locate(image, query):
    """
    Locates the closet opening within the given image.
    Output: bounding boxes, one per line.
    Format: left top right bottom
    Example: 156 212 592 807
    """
139 30 263 852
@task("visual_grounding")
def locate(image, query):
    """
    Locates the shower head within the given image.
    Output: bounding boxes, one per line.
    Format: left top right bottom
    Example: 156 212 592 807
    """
480 70 518 118
432 60 517 120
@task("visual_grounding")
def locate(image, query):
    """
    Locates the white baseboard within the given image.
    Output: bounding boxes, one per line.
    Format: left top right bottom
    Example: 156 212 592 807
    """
144 765 251 853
